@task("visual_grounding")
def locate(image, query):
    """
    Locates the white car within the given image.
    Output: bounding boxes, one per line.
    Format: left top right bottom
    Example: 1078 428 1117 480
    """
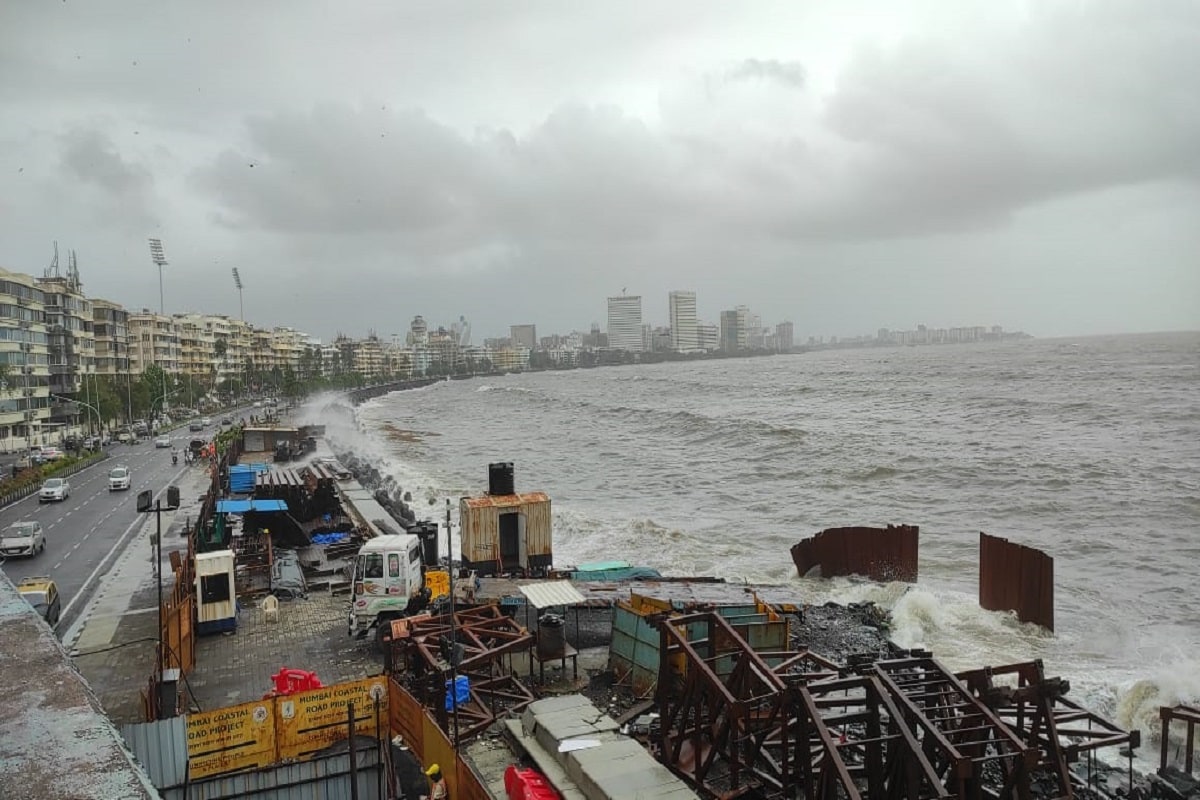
154 436 172 448
39 477 70 503
108 466 131 491
201 417 212 426
1 521 45 558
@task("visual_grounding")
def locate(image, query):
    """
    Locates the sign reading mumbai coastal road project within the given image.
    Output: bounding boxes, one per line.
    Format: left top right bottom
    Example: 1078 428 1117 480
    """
276 677 388 761
186 700 275 779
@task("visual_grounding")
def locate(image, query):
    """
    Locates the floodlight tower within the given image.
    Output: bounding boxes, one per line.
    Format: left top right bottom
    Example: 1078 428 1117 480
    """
231 268 244 321
148 238 167 315
148 238 170 413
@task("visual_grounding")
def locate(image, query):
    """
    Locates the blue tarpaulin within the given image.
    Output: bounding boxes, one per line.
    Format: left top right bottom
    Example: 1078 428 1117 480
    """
445 675 470 710
216 498 290 513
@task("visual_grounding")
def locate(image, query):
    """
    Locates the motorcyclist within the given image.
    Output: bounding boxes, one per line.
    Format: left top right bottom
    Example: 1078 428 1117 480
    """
171 448 178 466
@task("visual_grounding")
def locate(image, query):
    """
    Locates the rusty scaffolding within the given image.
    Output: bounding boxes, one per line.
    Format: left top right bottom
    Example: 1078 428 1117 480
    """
653 613 1137 800
388 605 536 742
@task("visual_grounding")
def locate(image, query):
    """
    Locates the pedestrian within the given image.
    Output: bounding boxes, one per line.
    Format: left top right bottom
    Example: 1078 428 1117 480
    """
423 763 447 799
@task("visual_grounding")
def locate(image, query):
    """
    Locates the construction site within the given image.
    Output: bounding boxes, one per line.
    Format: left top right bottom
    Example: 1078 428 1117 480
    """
42 438 1199 800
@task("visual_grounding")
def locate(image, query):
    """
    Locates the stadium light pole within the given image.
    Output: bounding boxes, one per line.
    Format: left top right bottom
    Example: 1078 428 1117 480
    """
231 268 244 321
148 239 170 415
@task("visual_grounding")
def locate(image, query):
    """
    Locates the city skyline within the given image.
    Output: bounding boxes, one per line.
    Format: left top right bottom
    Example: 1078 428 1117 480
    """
1 3 1197 342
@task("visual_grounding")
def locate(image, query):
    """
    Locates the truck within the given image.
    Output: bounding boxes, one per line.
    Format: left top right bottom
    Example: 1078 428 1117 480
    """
347 534 449 641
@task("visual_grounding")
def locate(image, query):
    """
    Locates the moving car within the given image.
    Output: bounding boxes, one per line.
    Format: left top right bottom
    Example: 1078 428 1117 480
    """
16 577 60 626
108 466 131 491
39 477 70 503
188 421 204 432
154 435 172 448
201 417 212 426
221 417 233 427
1 520 45 558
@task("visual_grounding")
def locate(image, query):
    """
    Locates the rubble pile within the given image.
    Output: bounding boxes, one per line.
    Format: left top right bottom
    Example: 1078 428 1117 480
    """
787 601 896 662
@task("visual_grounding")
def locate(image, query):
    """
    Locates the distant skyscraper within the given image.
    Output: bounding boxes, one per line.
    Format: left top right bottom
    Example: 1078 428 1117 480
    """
719 310 740 352
510 324 537 351
668 290 699 352
776 321 794 351
606 294 643 351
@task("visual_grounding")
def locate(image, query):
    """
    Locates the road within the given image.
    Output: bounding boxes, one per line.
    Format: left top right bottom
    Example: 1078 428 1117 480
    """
0 428 209 635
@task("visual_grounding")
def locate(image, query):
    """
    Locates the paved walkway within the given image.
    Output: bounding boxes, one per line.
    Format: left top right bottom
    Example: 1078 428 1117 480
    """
70 464 211 724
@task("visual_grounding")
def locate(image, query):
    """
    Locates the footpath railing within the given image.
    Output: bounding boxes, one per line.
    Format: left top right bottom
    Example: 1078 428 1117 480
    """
0 450 111 508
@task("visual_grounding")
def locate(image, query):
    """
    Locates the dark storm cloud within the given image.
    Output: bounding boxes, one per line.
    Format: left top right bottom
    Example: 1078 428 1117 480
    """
1 0 1197 340
61 128 152 197
192 1 1200 248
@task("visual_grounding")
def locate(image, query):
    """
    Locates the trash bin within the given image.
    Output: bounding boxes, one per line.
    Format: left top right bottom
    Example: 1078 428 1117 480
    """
537 613 565 659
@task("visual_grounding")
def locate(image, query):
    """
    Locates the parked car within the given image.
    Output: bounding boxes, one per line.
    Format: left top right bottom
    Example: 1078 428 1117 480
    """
108 466 131 491
154 436 172 449
16 577 60 625
1 520 45 558
39 446 64 461
39 477 70 503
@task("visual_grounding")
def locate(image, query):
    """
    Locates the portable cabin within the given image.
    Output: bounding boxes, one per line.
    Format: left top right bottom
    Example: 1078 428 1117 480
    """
459 491 552 576
195 549 237 635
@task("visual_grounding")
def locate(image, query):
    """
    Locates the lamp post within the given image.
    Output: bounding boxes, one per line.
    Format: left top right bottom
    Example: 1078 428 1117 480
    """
137 486 180 718
50 393 100 448
445 499 459 747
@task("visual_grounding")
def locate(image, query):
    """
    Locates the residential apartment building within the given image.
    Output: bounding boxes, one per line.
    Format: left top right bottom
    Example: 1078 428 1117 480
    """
38 269 96 436
719 310 741 352
0 269 50 449
606 294 643 352
128 311 181 375
697 322 718 352
668 290 699 353
92 299 130 376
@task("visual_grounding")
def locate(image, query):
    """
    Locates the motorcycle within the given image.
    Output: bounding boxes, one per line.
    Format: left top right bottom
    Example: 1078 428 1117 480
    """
171 451 178 466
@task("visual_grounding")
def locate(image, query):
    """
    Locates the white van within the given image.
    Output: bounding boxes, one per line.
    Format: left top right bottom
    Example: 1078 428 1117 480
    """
348 534 426 638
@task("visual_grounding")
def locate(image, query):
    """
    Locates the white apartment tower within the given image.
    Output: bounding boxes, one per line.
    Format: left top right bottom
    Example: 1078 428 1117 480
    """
668 290 699 353
606 294 643 352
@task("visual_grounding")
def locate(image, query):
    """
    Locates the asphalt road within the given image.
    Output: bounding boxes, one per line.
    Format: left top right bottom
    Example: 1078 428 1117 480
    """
0 429 206 635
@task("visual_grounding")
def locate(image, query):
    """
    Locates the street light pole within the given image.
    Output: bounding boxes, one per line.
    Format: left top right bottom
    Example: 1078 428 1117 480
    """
137 486 180 719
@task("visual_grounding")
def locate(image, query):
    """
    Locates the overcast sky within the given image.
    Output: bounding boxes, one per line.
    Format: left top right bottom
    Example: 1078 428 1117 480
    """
1 1 1197 342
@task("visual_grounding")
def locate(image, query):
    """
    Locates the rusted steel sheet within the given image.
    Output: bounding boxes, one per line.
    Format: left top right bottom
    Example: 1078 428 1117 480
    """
1158 705 1200 775
979 532 1055 630
791 524 919 582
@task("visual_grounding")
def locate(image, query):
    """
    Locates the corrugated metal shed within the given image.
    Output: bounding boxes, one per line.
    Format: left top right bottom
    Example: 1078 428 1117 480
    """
121 717 189 789
459 492 552 574
518 580 586 609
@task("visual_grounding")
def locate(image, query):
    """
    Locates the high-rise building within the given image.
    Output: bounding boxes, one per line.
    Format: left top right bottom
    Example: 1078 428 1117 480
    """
668 290 699 353
697 322 719 352
776 321 794 351
719 310 740 352
606 294 643 352
510 324 537 351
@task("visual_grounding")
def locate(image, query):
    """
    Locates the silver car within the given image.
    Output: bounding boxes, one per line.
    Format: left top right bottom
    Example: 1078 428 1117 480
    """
1 521 45 557
39 477 70 503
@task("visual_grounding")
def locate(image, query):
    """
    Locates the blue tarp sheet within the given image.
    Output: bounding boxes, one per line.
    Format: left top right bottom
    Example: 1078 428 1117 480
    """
216 499 290 513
